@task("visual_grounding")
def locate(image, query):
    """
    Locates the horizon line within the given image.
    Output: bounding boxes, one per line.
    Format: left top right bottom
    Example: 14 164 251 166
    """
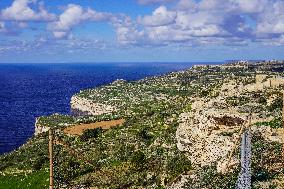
0 59 277 64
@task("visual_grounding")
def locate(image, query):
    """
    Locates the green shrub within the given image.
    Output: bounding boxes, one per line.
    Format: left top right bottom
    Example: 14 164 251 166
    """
258 96 267 104
80 128 103 141
268 97 283 112
252 168 272 182
131 151 145 168
167 155 191 177
138 128 153 141
200 90 210 97
255 118 282 129
251 134 283 185
226 96 249 107
184 165 239 189
219 131 234 137
183 103 192 112
32 156 48 171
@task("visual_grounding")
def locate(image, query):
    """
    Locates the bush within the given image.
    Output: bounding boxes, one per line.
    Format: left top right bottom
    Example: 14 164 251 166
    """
251 134 283 185
255 118 282 129
167 155 191 177
200 90 210 97
258 96 267 104
268 97 283 112
80 128 103 141
138 128 153 141
184 165 239 189
32 156 48 171
131 151 145 168
183 103 192 112
252 169 272 182
226 96 249 107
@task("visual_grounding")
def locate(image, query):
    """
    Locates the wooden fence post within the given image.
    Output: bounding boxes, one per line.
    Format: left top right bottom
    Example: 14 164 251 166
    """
49 129 54 189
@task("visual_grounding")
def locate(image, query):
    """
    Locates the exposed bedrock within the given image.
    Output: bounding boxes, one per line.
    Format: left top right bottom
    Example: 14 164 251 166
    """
176 81 284 175
70 95 117 116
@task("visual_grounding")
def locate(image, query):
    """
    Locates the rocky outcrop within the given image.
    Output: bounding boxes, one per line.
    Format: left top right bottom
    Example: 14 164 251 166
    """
176 102 283 174
177 110 241 172
34 117 50 135
71 95 117 116
176 76 284 174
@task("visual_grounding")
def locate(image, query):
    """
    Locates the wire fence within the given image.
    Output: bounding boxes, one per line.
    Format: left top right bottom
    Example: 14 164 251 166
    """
49 129 96 189
49 115 254 189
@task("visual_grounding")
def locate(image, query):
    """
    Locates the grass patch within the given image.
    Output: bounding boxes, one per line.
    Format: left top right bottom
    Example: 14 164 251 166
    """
0 168 49 189
255 118 282 129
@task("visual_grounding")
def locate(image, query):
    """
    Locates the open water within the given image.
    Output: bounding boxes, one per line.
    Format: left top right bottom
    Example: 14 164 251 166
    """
0 62 197 154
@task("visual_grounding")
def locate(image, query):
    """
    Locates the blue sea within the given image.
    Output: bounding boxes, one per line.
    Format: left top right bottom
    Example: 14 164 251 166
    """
0 62 196 154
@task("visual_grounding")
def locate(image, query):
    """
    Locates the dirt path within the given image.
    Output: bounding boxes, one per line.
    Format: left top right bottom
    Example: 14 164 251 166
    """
63 119 125 135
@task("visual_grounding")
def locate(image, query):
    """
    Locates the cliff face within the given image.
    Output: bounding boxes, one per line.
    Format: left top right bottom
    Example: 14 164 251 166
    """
70 95 117 116
6 61 284 189
176 73 284 179
34 117 50 135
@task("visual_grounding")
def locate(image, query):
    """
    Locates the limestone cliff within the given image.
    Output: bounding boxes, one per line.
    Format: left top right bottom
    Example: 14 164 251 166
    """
70 95 117 116
176 74 284 176
34 117 50 135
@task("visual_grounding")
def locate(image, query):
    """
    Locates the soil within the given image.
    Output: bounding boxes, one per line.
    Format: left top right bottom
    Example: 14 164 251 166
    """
63 119 125 135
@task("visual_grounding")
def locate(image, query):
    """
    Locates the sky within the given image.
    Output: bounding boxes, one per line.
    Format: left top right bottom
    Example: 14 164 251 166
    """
0 0 284 63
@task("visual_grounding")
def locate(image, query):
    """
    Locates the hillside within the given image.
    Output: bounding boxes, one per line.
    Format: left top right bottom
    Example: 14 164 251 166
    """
1 61 284 189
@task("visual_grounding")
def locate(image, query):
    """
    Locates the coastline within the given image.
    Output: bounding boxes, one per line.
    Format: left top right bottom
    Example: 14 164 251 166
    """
0 62 196 155
1 60 284 188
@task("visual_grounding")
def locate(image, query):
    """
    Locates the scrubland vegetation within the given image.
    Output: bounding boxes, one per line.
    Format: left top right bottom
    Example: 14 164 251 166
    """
1 61 284 189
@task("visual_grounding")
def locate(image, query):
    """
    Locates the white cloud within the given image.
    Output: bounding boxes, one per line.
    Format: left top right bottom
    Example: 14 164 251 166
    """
255 34 284 46
17 22 28 28
0 22 5 29
0 36 110 55
175 0 196 11
137 0 174 5
140 6 176 27
236 0 268 13
53 31 68 39
256 1 284 35
111 15 146 45
175 11 224 30
117 0 284 47
131 1 229 45
49 4 112 39
2 0 284 48
0 22 6 33
147 26 191 43
1 0 56 21
198 0 233 11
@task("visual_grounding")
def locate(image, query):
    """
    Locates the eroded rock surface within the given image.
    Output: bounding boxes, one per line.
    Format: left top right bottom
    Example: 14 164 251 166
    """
71 95 117 116
176 77 284 175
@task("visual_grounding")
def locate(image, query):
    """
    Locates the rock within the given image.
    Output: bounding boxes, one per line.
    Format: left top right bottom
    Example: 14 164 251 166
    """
217 157 239 174
112 79 127 86
34 117 50 135
71 95 117 116
251 125 283 143
176 71 284 177
167 175 190 189
176 110 239 169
